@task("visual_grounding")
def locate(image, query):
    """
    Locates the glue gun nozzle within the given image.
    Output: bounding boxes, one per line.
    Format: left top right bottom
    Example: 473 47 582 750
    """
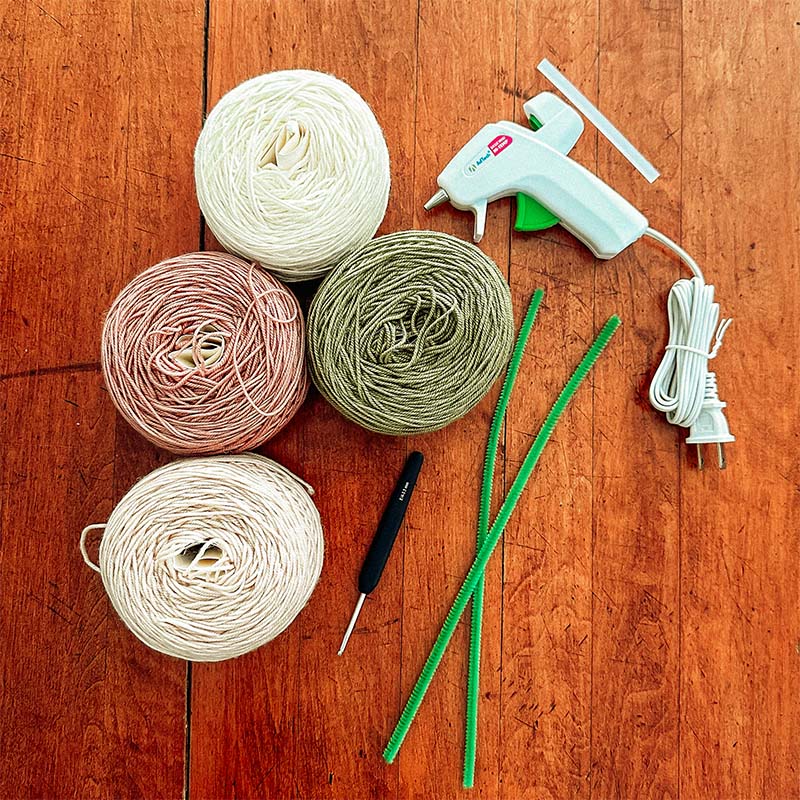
424 188 449 211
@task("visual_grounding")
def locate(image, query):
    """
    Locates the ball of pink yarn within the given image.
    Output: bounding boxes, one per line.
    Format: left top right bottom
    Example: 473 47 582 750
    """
102 252 308 455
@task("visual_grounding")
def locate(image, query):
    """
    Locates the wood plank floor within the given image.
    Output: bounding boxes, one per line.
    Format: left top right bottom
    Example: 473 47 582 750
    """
1 1 798 798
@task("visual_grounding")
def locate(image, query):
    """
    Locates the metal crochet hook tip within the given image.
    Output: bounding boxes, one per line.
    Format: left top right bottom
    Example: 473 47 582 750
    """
337 593 366 656
423 188 449 211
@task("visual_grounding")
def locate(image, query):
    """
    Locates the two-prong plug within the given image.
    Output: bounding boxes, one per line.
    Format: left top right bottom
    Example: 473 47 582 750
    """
644 239 734 472
685 372 734 469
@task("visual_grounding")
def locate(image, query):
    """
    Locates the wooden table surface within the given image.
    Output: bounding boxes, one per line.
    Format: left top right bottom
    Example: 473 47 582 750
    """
1 1 798 798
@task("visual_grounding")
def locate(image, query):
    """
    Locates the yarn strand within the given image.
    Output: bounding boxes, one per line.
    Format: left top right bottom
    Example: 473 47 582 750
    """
81 454 324 662
79 524 106 573
195 70 390 282
307 231 515 435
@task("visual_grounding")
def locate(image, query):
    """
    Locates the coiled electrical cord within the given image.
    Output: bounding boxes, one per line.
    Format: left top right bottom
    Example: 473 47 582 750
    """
645 228 734 466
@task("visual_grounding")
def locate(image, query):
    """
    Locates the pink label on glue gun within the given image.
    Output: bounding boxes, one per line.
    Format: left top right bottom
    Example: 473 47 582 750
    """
488 135 512 155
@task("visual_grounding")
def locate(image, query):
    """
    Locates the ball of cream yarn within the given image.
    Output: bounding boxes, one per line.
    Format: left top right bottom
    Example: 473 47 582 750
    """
195 70 390 282
80 454 324 662
307 230 515 435
101 251 308 456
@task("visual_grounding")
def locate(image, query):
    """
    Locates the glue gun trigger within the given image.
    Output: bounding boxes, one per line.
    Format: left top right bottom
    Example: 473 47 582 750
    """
472 202 487 243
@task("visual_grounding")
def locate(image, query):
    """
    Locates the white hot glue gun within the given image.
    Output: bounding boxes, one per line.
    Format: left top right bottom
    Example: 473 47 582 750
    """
425 89 735 469
424 92 648 258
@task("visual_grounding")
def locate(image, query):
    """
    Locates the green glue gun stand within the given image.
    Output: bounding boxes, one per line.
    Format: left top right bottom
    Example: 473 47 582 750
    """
514 95 582 232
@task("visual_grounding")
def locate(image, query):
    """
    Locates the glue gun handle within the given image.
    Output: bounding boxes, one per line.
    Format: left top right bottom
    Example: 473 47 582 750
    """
516 148 648 258
358 451 424 595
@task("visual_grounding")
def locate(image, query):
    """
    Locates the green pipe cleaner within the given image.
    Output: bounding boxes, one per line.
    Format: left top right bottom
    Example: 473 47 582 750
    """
383 309 620 766
464 289 544 787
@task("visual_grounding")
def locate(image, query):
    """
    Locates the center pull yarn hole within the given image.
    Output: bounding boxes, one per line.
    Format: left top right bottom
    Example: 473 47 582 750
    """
174 542 224 570
171 324 224 370
259 120 309 170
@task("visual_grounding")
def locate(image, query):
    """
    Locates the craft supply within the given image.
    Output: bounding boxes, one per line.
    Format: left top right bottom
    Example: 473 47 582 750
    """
423 91 648 252
80 454 324 662
425 89 733 466
101 251 308 455
307 230 514 436
194 70 390 282
536 58 660 183
383 306 621 765
464 288 543 787
646 256 734 469
513 91 584 235
338 451 424 656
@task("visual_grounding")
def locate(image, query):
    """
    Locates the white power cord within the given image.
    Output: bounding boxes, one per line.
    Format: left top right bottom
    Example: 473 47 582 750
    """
644 228 734 469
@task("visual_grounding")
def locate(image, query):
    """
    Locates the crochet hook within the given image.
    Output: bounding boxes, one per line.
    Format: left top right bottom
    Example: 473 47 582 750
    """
337 451 424 656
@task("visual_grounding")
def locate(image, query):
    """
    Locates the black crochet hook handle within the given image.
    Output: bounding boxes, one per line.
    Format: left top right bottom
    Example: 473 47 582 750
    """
358 451 424 595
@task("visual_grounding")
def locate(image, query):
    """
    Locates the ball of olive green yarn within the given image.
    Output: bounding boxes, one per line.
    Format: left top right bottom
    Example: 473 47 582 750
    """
307 230 514 436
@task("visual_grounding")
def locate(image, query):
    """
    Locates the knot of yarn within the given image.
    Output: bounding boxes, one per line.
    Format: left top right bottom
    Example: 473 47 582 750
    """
307 230 515 435
80 454 324 662
194 70 391 282
101 252 308 455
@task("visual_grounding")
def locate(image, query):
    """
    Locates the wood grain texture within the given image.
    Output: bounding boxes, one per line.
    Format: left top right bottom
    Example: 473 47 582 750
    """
396 3 514 799
501 5 598 799
680 2 800 798
2 0 799 798
189 2 418 798
0 1 204 799
591 2 683 798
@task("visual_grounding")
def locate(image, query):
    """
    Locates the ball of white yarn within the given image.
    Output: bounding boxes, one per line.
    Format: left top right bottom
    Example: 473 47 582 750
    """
80 454 324 662
195 70 391 282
